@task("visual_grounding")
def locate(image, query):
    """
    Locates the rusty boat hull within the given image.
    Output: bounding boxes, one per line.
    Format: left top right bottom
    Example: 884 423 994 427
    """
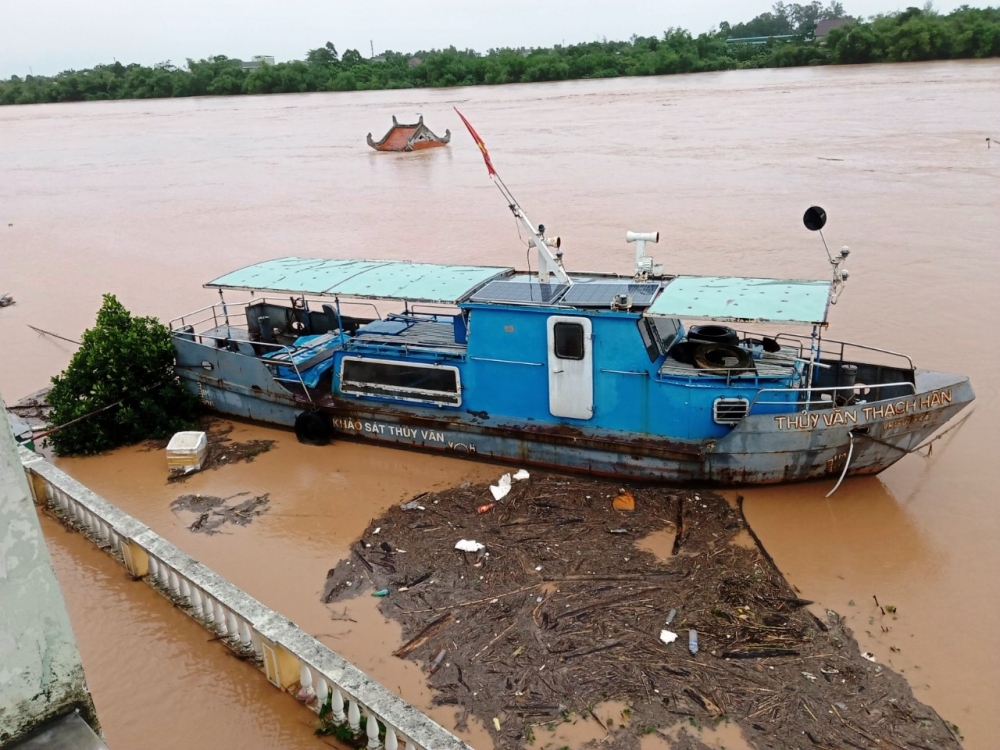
176 339 973 486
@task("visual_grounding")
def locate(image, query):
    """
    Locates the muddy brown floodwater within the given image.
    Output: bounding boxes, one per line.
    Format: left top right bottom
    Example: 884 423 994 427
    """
1 59 998 747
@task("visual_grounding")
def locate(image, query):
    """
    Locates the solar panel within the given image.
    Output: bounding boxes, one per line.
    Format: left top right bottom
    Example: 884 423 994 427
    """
561 282 661 308
468 281 569 305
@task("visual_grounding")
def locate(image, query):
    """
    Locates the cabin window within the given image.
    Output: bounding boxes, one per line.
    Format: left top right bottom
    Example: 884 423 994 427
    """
340 358 461 406
713 397 749 425
638 320 659 362
553 322 585 360
638 316 682 361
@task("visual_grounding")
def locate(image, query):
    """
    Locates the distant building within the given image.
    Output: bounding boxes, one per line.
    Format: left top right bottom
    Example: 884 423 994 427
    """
407 56 423 68
240 55 275 70
725 34 797 45
814 18 854 38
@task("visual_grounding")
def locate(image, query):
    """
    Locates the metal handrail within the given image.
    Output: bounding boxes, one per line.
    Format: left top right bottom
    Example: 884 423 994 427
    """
170 295 387 334
184 331 332 405
773 332 914 370
171 302 250 332
747 381 917 413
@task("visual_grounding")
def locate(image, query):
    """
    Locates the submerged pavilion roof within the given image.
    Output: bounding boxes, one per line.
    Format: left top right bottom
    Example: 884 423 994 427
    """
206 257 514 305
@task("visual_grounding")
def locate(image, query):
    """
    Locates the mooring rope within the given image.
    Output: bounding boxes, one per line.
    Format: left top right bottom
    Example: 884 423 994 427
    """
826 431 855 498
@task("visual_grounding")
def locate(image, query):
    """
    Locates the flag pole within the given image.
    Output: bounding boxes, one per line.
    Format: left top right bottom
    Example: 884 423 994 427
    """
454 108 571 285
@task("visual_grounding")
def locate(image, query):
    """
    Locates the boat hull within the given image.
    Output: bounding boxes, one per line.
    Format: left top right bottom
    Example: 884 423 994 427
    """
179 367 973 487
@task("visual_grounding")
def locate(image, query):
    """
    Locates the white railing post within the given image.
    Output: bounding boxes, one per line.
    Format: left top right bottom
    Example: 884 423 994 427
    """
298 663 315 702
190 587 204 618
225 610 239 642
331 688 346 724
214 601 229 637
179 579 192 606
316 677 329 705
201 593 215 625
168 570 181 599
348 698 361 733
237 618 255 655
366 708 380 749
384 727 398 750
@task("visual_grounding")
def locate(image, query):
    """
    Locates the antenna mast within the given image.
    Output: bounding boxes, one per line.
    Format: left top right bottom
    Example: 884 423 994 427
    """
454 108 572 285
803 206 850 303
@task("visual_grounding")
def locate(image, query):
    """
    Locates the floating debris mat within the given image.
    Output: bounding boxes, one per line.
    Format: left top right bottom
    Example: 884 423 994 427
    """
322 475 961 749
171 492 270 535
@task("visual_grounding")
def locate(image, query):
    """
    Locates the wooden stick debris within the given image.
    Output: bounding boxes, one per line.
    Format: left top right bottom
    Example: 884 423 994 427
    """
28 324 81 345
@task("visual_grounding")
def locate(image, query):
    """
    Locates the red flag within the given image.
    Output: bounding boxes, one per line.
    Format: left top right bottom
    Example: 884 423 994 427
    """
454 107 496 177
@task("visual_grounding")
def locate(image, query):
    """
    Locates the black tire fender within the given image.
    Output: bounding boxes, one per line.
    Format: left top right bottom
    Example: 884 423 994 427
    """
688 324 739 346
295 411 332 446
693 343 754 374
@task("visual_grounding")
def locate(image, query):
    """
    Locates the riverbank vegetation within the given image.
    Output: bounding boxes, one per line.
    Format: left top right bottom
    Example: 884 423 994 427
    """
2 4 998 105
47 295 201 455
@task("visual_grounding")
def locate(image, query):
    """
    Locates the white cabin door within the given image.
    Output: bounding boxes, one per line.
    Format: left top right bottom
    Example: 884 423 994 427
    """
546 316 594 419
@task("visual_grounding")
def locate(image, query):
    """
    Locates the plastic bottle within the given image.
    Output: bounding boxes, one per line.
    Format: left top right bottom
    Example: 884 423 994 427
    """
688 629 699 655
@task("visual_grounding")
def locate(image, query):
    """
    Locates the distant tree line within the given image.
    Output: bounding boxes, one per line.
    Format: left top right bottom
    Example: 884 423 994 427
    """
2 5 998 105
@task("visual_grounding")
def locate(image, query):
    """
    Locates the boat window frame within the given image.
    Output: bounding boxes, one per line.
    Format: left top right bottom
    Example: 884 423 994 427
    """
638 315 682 361
339 356 462 407
553 321 586 361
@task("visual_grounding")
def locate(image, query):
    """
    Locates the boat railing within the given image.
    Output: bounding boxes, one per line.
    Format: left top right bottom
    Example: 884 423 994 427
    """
747 381 918 414
178 325 342 405
725 329 914 371
171 297 387 336
170 301 251 333
19 448 471 750
772 332 914 371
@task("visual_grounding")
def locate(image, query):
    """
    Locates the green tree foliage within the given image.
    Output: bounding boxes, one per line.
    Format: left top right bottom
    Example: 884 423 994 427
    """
1 6 997 106
827 6 1000 63
46 294 201 456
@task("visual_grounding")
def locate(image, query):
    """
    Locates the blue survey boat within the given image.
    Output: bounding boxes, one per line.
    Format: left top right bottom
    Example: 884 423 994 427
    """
170 199 973 487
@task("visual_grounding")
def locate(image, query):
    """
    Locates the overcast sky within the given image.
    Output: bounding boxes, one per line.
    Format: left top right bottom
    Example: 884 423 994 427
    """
0 0 973 78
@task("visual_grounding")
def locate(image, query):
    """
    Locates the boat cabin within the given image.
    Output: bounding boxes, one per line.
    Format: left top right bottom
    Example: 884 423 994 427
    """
172 254 919 449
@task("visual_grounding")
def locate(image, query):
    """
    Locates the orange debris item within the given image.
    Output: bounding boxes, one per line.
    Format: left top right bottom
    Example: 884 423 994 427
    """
612 489 635 512
477 502 496 514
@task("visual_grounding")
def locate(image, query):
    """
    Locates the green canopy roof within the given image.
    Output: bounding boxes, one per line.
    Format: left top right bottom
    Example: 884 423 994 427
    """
206 257 513 304
647 276 832 325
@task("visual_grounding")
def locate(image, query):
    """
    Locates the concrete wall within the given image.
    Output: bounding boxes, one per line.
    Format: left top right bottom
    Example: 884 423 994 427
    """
0 397 99 745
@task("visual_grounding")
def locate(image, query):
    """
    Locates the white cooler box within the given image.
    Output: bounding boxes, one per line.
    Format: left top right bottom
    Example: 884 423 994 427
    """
166 431 207 472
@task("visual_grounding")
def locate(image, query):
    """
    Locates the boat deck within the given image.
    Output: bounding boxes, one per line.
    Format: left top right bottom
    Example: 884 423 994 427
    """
353 319 466 351
658 346 803 380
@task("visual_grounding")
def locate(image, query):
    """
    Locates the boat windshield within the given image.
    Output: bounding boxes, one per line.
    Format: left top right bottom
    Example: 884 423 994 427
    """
638 316 682 362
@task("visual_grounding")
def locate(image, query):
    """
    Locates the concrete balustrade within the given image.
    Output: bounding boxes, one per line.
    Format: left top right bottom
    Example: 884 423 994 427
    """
19 446 471 750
